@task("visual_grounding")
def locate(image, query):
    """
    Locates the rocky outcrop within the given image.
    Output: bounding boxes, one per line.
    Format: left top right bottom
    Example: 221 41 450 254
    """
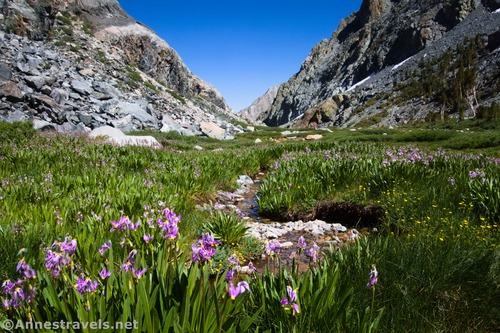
258 0 500 128
239 85 279 123
0 0 245 138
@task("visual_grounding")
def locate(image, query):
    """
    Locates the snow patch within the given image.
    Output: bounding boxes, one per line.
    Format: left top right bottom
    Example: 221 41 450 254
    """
391 57 412 71
346 76 371 92
292 113 304 121
494 8 500 14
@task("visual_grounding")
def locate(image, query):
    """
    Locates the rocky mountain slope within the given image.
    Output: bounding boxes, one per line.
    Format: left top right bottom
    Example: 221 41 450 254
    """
239 85 279 123
0 0 244 138
257 0 500 128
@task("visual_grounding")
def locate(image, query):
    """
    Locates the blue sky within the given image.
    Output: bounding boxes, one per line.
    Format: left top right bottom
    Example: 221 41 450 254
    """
117 1 363 111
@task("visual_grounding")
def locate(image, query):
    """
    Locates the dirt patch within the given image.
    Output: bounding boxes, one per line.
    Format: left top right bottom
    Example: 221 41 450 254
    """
261 200 384 229
314 200 384 228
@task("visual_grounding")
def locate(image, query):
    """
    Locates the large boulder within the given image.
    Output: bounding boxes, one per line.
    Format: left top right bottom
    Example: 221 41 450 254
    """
89 125 161 148
200 121 226 140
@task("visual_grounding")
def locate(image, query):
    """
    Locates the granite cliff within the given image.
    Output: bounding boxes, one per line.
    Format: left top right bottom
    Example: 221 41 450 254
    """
257 0 500 128
0 0 243 138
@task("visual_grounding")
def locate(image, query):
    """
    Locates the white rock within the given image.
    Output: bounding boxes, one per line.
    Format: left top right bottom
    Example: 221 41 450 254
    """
311 228 324 236
305 134 323 140
89 126 161 148
200 121 226 140
280 241 294 249
109 135 161 148
247 230 262 239
89 125 125 138
331 223 347 232
263 231 278 239
255 138 262 143
237 175 254 186
267 227 288 237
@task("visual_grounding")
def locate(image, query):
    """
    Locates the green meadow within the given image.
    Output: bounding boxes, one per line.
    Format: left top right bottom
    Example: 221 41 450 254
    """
0 121 499 332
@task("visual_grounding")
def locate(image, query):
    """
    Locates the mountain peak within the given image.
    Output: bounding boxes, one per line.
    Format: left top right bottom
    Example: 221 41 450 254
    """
257 0 500 128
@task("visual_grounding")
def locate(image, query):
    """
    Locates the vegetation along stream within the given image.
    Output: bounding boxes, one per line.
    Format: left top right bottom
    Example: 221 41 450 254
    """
0 122 499 332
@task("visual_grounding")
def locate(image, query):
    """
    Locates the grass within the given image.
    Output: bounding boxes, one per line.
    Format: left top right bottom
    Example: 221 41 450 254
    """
0 121 499 332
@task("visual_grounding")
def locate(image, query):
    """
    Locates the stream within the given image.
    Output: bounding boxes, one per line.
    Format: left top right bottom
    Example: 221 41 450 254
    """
210 173 364 273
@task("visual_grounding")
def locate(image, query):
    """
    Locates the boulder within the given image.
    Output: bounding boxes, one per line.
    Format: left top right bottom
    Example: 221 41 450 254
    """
7 110 29 122
24 75 55 90
200 121 226 140
89 125 161 148
70 80 94 95
89 125 125 138
0 64 12 83
112 101 157 128
1 81 24 102
33 119 56 131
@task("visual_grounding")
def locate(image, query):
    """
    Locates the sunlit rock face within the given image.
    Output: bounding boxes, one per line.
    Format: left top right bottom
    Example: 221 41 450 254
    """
0 0 245 136
258 0 500 128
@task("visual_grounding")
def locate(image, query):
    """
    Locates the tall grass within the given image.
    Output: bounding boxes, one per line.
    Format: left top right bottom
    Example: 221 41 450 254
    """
0 122 498 331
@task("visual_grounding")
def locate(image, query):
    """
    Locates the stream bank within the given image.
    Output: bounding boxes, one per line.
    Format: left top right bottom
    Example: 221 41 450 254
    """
198 173 379 273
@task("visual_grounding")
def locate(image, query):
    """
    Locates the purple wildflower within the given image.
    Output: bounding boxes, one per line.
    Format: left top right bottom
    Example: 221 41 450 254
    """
132 267 147 279
16 259 36 279
226 269 235 281
121 250 138 272
45 240 74 277
75 276 99 295
163 208 182 224
158 208 181 240
127 221 140 231
2 279 36 309
366 265 378 289
297 236 307 250
348 229 359 240
98 240 112 256
2 280 15 294
266 240 281 256
163 223 179 239
286 286 297 302
99 267 111 279
228 254 240 267
228 281 250 300
247 262 256 274
143 234 153 243
110 216 131 232
191 233 221 262
121 261 133 272
469 169 485 179
214 203 225 210
60 236 77 254
2 299 11 309
281 285 300 315
127 249 138 261
305 243 319 263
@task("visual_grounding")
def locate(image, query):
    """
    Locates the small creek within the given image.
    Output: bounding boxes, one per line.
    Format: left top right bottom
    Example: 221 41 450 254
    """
212 173 369 273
